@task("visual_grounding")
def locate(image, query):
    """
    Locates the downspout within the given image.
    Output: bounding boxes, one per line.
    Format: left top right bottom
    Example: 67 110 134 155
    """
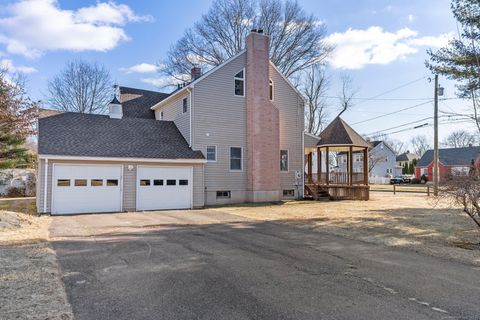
43 158 48 213
188 88 193 148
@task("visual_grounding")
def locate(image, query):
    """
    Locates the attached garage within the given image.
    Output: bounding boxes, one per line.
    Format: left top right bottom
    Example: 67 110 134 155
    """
136 166 192 211
52 164 123 215
37 112 206 215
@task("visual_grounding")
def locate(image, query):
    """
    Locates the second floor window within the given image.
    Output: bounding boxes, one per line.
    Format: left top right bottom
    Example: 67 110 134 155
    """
182 97 188 113
206 146 216 162
230 147 242 170
234 69 244 96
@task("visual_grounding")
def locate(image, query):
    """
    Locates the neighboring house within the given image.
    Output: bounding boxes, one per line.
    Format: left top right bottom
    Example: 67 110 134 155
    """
415 146 480 181
396 151 419 174
337 141 401 177
396 151 419 168
37 30 305 215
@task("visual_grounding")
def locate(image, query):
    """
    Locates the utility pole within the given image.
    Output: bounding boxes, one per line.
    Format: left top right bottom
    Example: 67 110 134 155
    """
433 74 439 196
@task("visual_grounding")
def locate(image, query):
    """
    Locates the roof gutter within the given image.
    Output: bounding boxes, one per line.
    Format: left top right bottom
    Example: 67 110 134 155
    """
38 154 207 164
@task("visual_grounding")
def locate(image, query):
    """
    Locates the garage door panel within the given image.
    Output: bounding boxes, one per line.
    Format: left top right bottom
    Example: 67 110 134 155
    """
137 166 192 211
52 165 122 215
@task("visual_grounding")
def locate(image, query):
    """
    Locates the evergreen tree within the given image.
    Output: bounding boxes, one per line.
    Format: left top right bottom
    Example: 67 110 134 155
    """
426 0 480 133
0 69 38 169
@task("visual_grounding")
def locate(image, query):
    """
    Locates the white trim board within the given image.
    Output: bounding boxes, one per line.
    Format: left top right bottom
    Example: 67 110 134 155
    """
39 155 207 164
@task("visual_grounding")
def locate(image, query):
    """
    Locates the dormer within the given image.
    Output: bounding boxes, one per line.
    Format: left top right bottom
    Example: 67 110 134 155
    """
108 96 123 119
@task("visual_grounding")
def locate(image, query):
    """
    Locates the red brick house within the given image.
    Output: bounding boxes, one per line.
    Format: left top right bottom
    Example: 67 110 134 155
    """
415 146 480 181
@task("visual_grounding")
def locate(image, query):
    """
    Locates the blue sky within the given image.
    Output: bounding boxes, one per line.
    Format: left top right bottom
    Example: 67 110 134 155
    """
0 0 474 146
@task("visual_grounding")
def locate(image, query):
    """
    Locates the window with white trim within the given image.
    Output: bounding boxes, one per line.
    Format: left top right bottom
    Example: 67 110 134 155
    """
182 97 188 113
230 147 242 170
206 146 216 162
269 79 274 100
216 191 231 198
234 69 244 96
160 111 164 120
280 150 288 172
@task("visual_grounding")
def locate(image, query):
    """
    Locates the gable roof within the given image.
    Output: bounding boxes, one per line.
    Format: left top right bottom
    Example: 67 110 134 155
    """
416 146 480 167
304 132 320 149
119 86 170 119
396 152 419 162
151 50 304 110
38 112 204 160
317 117 370 148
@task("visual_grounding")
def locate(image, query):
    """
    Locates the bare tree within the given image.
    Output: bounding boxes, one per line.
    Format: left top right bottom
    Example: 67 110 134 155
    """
47 60 112 114
163 0 332 80
440 167 480 229
442 129 478 148
337 75 358 117
302 64 328 135
376 134 407 155
368 153 384 173
410 135 431 156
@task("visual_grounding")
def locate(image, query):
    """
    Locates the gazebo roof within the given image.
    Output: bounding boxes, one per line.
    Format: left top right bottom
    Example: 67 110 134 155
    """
317 117 370 148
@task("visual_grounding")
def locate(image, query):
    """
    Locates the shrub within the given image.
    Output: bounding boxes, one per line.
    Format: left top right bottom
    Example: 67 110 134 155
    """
421 174 429 183
411 178 421 184
4 186 26 197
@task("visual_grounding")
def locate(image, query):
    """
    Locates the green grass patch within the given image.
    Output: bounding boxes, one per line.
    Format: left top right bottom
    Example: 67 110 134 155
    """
0 198 37 215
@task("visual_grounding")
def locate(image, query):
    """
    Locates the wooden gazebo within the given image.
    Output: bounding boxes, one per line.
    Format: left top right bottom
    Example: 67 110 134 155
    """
305 117 371 200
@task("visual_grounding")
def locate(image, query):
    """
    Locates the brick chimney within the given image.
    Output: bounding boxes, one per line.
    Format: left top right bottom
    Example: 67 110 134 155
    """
190 67 202 81
245 30 280 202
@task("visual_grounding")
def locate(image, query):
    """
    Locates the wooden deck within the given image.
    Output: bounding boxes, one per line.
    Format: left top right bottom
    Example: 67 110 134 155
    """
306 183 370 201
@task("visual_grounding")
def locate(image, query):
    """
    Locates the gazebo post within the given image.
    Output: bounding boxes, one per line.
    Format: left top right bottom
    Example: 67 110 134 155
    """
317 147 321 183
363 147 368 185
325 146 329 186
349 146 353 185
307 152 313 184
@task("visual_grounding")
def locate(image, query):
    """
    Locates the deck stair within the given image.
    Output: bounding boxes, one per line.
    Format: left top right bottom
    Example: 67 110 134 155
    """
305 184 331 201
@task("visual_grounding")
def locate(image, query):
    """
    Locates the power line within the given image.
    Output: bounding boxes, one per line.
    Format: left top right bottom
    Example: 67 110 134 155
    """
320 96 461 101
354 75 428 106
365 117 433 136
351 100 433 125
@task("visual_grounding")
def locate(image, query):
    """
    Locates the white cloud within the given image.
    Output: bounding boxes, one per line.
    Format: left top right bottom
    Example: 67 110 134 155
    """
407 33 453 47
0 0 151 58
0 59 37 73
407 14 415 22
141 76 179 88
120 63 160 74
326 26 453 70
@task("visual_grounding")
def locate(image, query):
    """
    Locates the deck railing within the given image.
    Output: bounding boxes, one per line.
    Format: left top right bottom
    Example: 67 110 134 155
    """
306 172 366 185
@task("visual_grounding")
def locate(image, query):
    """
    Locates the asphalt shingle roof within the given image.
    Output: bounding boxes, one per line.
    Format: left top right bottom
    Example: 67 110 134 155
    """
38 112 204 160
396 152 419 162
119 86 170 119
416 146 480 167
317 117 371 148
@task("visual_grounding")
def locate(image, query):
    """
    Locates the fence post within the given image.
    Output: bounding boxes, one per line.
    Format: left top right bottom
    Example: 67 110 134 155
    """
393 184 396 195
427 185 430 196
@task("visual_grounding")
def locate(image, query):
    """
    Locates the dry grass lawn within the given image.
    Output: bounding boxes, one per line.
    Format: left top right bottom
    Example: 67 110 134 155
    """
211 192 480 266
0 200 73 320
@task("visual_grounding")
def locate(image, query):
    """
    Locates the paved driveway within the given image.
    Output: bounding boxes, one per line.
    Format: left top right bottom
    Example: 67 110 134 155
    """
50 210 480 320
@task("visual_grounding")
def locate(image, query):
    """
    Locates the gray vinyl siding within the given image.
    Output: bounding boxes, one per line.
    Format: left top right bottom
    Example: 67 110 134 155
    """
269 64 305 198
154 92 191 145
37 159 53 213
192 52 248 205
37 159 204 213
122 164 136 211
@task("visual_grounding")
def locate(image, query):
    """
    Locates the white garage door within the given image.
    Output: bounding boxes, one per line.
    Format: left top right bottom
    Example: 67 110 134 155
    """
136 166 192 211
52 164 122 215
